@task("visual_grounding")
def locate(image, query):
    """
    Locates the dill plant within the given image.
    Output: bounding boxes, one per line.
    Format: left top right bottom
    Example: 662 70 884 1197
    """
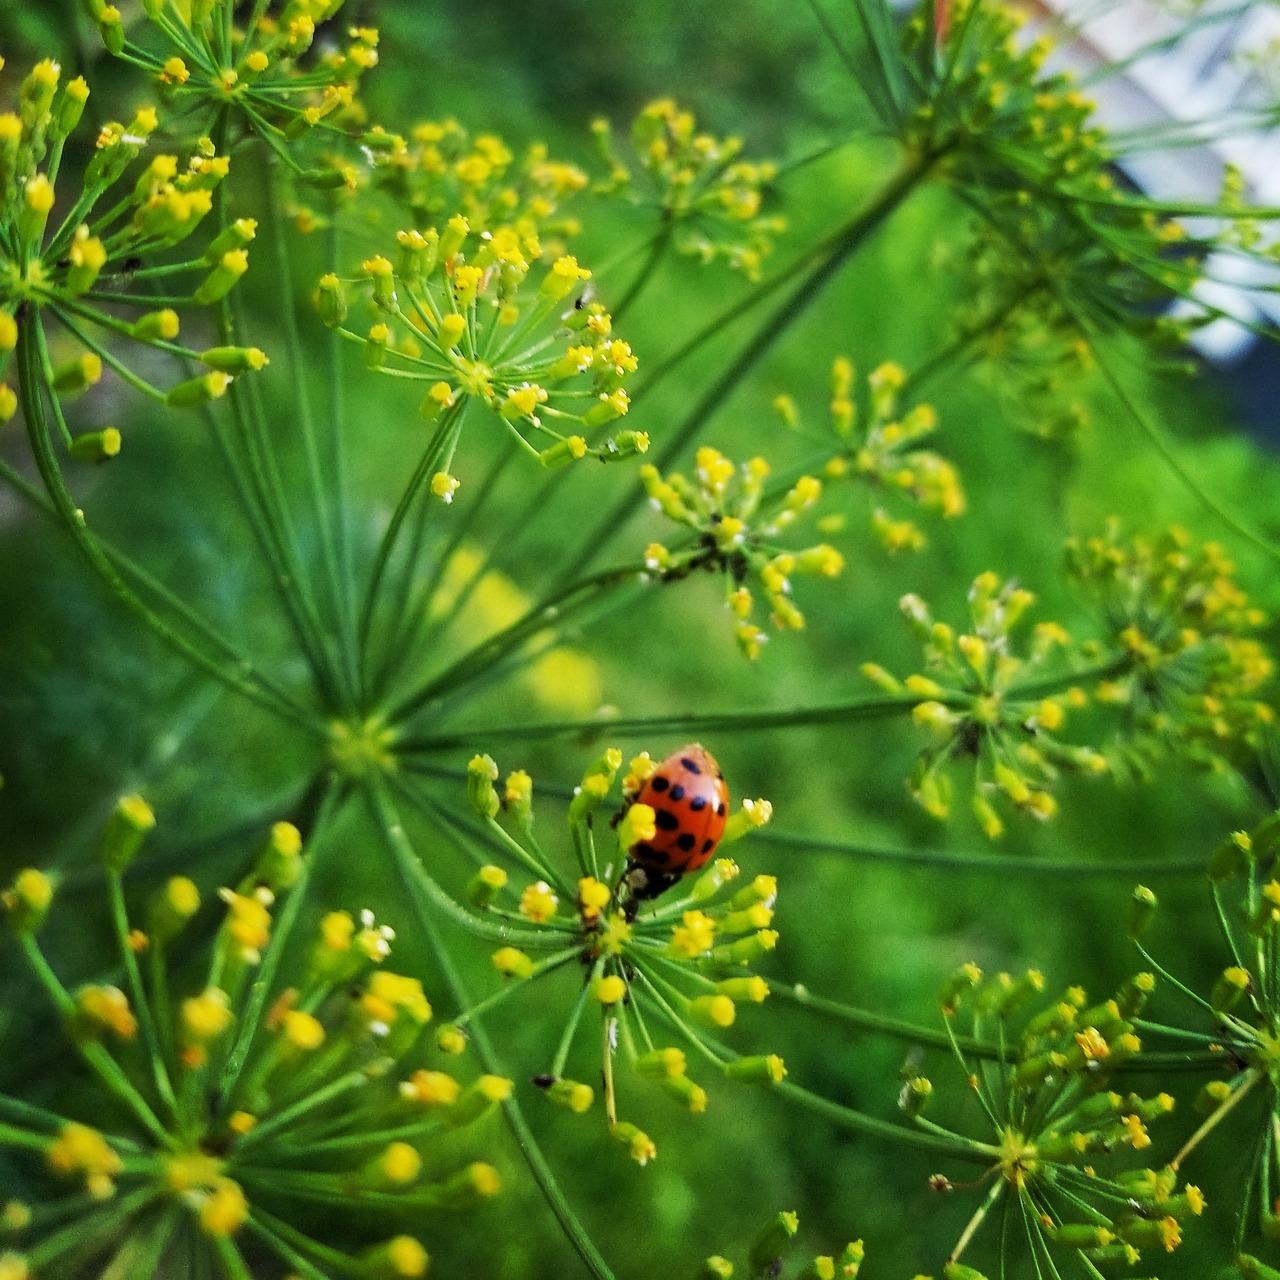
0 1 1279 1277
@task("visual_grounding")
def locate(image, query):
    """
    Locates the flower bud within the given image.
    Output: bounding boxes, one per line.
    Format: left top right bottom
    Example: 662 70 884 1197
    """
491 947 534 979
547 1078 594 1113
203 218 257 266
200 346 269 373
660 1073 707 1112
148 876 200 943
749 1211 799 1276
166 371 231 408
723 1054 786 1085
3 869 54 932
194 250 249 304
636 1047 686 1079
130 309 180 342
51 352 101 394
69 428 121 463
1127 885 1157 938
446 1076 512 1128
711 929 778 967
897 1074 932 1115
593 974 627 1005
315 272 347 327
610 1121 655 1165
251 821 303 892
359 1236 430 1279
101 794 155 871
690 994 735 1029
467 754 500 820
691 859 740 902
1211 965 1251 1012
468 865 507 909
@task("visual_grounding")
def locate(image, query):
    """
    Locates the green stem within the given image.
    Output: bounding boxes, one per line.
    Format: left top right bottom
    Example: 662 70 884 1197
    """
1169 1066 1264 1172
15 314 314 731
365 773 568 948
106 869 179 1120
215 774 345 1112
393 839 618 1280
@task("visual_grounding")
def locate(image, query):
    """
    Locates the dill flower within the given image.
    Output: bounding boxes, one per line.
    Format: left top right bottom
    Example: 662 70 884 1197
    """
591 98 784 279
374 118 587 255
911 965 1198 1279
1066 522 1273 769
1129 812 1280 1252
457 749 780 1162
782 354 965 547
861 571 1107 835
700 1209 864 1280
0 804 503 1276
640 446 845 658
95 0 378 163
0 60 263 461
327 222 642 467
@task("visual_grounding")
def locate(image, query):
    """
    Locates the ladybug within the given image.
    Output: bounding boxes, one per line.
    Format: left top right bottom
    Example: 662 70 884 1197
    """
625 744 729 903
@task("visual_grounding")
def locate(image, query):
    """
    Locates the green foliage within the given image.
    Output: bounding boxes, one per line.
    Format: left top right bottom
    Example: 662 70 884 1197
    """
1 1 1280 1278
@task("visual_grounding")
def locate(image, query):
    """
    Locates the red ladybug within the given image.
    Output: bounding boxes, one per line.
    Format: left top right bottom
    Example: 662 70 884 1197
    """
627 744 729 894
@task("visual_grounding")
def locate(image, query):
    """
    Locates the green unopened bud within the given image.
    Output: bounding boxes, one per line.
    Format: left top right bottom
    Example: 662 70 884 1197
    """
661 1073 708 1112
148 875 200 943
491 946 534 979
131 309 179 342
467 754 500 820
166 370 231 407
297 167 350 190
53 76 89 138
723 1054 787 1085
1209 831 1251 881
749 1210 799 1277
1212 965 1251 1012
428 1160 501 1209
200 346 269 373
69 428 121 463
3 868 54 932
636 1047 687 1079
446 1075 512 1128
203 218 257 265
98 6 125 54
597 428 648 460
358 1236 430 1279
1114 971 1155 1018
502 770 533 830
538 435 588 469
468 865 507 908
365 322 390 368
1196 1077 1235 1115
711 929 778 967
691 859 740 902
898 1074 932 1115
101 794 155 870
194 250 249 304
547 1078 594 1113
940 962 983 1013
51 351 101 394
838 1241 865 1277
315 273 347 327
252 821 303 891
700 1258 734 1280
716 976 769 1003
1127 885 1157 938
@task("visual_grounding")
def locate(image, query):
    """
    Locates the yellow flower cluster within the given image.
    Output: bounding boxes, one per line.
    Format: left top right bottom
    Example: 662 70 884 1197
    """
592 98 784 278
0 802 503 1276
376 118 588 258
641 446 845 659
1066 522 1274 766
863 571 1106 837
462 750 781 1164
327 219 644 467
98 0 377 156
780 355 964 548
915 965 1200 1277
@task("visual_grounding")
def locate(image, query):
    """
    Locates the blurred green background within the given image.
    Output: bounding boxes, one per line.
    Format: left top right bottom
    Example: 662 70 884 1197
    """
2 2 1280 1277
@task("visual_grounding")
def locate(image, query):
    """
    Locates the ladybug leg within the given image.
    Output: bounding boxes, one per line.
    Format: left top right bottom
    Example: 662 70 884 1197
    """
619 861 681 918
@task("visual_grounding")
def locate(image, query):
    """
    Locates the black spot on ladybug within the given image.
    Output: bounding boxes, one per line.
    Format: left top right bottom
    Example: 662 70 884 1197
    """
649 774 669 792
680 757 702 773
716 801 726 816
690 795 707 811
654 809 680 831
669 784 685 801
676 833 696 853
702 839 714 852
